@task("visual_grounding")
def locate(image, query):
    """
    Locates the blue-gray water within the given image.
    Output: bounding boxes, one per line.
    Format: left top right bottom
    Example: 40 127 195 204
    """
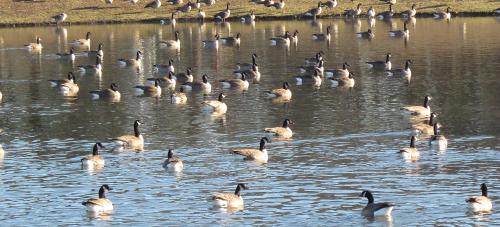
0 17 499 225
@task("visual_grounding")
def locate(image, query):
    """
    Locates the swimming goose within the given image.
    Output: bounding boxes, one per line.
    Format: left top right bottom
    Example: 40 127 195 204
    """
412 113 438 136
174 68 194 84
135 79 162 97
147 71 177 89
296 69 323 87
182 74 211 94
270 31 290 46
90 83 121 101
220 33 241 45
202 34 220 48
112 120 144 151
84 43 104 58
290 30 299 44
299 59 324 75
163 149 184 171
167 0 183 5
304 51 324 66
212 184 248 208
56 48 75 61
366 53 391 70
145 0 161 8
325 62 350 79
82 184 113 213
232 137 270 163
214 3 231 22
161 12 177 26
356 29 374 39
401 96 431 116
402 4 417 18
24 37 43 50
234 63 260 82
265 119 293 138
81 143 105 168
380 0 396 4
466 183 493 212
312 26 331 41
266 82 292 100
154 59 175 73
201 0 215 6
202 93 227 114
367 6 376 18
345 3 362 17
177 1 192 13
330 72 354 88
241 11 255 23
236 53 258 71
118 50 142 67
49 72 75 87
359 190 394 217
385 59 412 79
159 31 180 49
51 13 67 24
389 22 409 38
171 87 188 104
221 73 250 91
305 2 322 18
434 7 452 20
57 73 79 96
377 4 394 20
322 0 337 8
272 0 285 9
71 32 91 46
399 136 419 160
429 123 447 150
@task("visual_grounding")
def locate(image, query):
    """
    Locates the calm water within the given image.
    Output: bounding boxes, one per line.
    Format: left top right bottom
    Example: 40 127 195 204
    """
0 17 499 226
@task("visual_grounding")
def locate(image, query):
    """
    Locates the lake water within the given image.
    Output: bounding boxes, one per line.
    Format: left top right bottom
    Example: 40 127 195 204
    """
0 17 499 226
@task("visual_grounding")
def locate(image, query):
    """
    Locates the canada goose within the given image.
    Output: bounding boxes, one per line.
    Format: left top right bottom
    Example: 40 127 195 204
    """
112 120 144 151
145 0 161 8
322 0 337 8
49 72 75 87
325 62 350 79
263 0 275 7
345 3 362 17
266 82 292 100
202 93 227 114
212 184 248 208
81 143 105 168
434 7 451 20
0 91 2 102
131 0 139 3
171 87 188 104
159 31 180 49
71 32 91 46
51 13 67 24
402 4 417 18
56 48 75 61
24 37 43 50
220 33 241 45
154 59 175 73
312 26 331 41
167 0 183 5
118 50 142 67
367 6 376 18
377 4 394 20
299 59 324 75
412 113 438 136
401 96 431 116
214 3 231 22
270 31 290 46
305 2 322 18
232 137 270 163
296 69 323 87
82 184 113 213
220 73 249 91
429 123 447 150
272 0 285 9
196 9 206 21
105 0 113 3
357 29 374 39
399 136 419 160
163 149 184 171
304 51 324 66
161 12 177 26
84 43 104 58
495 8 500 14
135 79 162 97
182 74 211 94
466 183 493 212
359 190 394 217
191 0 201 9
385 59 412 79
389 22 409 37
290 30 299 44
241 11 255 22
234 64 260 83
265 119 293 138
201 0 215 6
202 34 220 48
147 71 177 89
366 53 391 70
177 1 192 13
236 53 258 71
174 68 194 84
52 72 79 96
380 0 396 4
90 83 121 101
330 72 355 88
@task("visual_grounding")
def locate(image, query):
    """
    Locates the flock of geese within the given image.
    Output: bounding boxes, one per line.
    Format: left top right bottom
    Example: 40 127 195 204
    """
1 0 497 220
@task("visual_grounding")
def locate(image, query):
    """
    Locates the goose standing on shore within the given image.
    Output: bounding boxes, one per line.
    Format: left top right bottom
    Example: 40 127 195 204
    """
145 0 161 8
466 183 493 212
212 184 248 208
345 3 362 17
214 3 231 22
82 185 113 213
112 120 144 151
272 0 285 9
380 0 396 4
51 13 67 24
359 190 394 217
305 2 322 18
366 53 391 70
160 31 181 49
196 9 206 21
402 4 417 18
367 6 376 18
90 83 121 101
322 0 337 9
25 37 42 51
201 0 215 6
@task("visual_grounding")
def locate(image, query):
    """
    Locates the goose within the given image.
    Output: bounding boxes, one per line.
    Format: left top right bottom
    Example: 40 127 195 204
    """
380 0 396 4
163 149 184 171
53 73 79 96
399 136 419 160
135 79 162 97
429 123 447 150
71 32 91 46
389 22 409 37
272 0 285 9
105 0 113 3
56 48 75 61
412 113 438 136
325 62 350 79
402 4 417 18
131 0 139 3
377 4 394 20
266 82 292 100
220 73 250 91
201 0 215 6
147 71 177 89
234 63 260 82
159 31 180 49
196 9 206 21
177 2 192 13
211 184 248 208
84 43 104 58
345 3 362 17
202 93 227 114
401 96 431 116
82 184 113 213
191 0 201 9
290 30 299 44
48 72 75 87
312 26 331 41
367 6 376 18
263 0 275 7
167 0 183 5
214 3 231 22
174 68 194 84
495 8 500 14
330 72 354 88
90 83 121 101
241 11 255 23
466 183 493 212
299 59 324 75
304 51 324 66
356 29 374 39
305 2 322 18
270 32 290 46
366 53 392 70
112 120 144 151
265 119 293 138
434 7 451 20
51 13 67 24
232 137 271 163
202 34 220 48
145 0 161 8
322 0 337 8
161 12 177 26
24 37 42 50
182 74 211 94
236 53 258 71
171 87 188 104
359 190 394 217
118 50 142 67
385 59 412 79
153 59 175 73
296 69 323 87
81 143 105 168
220 33 241 45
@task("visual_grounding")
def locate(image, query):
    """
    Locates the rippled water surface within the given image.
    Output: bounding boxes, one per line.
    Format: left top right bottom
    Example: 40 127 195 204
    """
0 17 499 226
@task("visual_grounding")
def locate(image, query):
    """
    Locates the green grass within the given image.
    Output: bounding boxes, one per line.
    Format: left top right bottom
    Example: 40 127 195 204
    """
0 0 498 26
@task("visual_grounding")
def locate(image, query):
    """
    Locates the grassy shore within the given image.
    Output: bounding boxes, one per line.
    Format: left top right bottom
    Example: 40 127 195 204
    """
0 0 498 27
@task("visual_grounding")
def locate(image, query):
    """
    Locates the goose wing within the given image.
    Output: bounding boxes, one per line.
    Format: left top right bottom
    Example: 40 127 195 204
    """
212 193 240 201
232 148 260 157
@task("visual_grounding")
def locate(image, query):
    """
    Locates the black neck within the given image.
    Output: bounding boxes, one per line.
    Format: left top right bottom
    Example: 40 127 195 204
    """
134 122 141 137
386 54 390 63
433 123 439 135
218 93 224 102
423 97 429 108
168 150 173 159
405 61 410 70
282 120 289 128
343 63 348 70
481 185 488 197
366 192 374 204
428 114 435 126
92 144 99 156
259 138 266 151
234 185 242 196
410 136 416 148
37 38 40 44
175 32 179 41
98 187 106 199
